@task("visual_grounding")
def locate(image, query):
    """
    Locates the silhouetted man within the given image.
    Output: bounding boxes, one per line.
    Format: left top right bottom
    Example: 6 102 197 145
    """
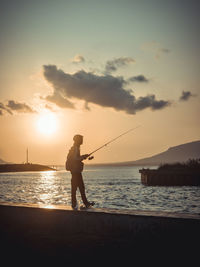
66 134 94 209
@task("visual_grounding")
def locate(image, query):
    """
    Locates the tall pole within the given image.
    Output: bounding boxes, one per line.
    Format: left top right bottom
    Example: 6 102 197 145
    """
26 148 28 164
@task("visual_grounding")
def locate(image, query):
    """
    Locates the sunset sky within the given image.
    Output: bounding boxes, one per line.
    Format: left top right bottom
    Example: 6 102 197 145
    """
0 0 199 165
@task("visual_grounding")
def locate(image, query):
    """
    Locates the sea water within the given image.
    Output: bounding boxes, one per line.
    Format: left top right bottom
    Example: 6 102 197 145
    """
0 165 200 214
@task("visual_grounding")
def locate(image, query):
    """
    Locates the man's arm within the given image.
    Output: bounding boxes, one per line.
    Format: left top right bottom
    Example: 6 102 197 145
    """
73 146 89 161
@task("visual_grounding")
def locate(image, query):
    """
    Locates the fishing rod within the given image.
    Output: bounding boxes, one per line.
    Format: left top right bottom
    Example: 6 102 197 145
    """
88 125 141 160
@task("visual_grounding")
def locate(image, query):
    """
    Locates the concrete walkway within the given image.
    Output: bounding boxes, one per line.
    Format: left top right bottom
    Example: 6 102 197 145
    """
1 202 200 264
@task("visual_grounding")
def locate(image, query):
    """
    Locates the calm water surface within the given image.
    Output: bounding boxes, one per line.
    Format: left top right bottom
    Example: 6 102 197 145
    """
0 165 199 214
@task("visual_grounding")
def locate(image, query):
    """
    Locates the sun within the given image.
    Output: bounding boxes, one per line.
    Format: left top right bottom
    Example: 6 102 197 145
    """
37 112 58 136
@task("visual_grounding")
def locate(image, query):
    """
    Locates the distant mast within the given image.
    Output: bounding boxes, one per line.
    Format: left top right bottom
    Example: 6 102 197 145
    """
26 148 29 164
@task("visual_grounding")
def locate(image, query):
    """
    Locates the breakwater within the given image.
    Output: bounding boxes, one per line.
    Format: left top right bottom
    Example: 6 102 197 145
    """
0 202 200 264
0 163 55 172
140 168 200 186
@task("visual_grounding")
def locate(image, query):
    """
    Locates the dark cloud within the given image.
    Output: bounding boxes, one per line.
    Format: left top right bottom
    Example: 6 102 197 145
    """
134 95 170 110
1 100 35 115
128 75 149 83
0 102 13 115
179 91 196 101
7 100 36 113
45 92 75 109
104 57 135 74
43 65 171 114
180 91 191 101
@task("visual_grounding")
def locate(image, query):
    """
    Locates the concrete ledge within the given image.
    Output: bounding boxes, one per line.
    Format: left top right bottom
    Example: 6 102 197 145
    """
1 202 200 264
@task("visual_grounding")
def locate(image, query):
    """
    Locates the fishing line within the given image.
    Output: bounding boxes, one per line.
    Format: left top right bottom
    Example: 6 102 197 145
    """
88 125 142 160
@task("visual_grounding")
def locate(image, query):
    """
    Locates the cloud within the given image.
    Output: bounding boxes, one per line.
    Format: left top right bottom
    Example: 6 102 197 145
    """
7 100 36 113
134 95 170 111
0 101 36 115
84 101 90 111
45 104 56 112
142 42 170 59
45 91 75 109
128 75 149 83
43 64 171 114
179 91 196 101
0 102 13 115
71 54 85 63
104 57 135 74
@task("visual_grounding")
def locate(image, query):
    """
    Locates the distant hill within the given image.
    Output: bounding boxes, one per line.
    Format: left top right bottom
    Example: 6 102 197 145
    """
91 140 200 166
131 140 200 165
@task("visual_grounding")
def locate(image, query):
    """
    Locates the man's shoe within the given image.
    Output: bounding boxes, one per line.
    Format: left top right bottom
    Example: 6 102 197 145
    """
72 205 78 210
85 201 95 208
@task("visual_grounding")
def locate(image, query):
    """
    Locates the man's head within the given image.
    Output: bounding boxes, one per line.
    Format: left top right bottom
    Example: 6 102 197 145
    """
73 134 83 145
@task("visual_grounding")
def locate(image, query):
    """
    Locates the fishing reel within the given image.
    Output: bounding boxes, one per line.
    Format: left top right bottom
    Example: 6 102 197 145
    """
88 156 94 160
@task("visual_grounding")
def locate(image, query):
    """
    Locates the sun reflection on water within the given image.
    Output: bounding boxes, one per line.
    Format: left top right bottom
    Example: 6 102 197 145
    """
39 171 56 203
35 171 70 205
36 171 57 204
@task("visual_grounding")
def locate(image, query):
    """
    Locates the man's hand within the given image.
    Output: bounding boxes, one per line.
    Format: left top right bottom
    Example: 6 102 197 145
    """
82 154 90 160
